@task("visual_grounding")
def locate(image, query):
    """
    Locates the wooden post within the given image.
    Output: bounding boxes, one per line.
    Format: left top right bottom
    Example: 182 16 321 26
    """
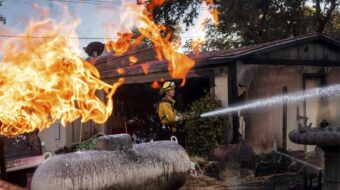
0 138 7 180
228 63 239 144
282 87 287 151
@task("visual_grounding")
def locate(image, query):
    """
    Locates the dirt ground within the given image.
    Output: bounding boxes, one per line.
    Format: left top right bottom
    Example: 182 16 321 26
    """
180 151 322 190
181 172 308 190
180 175 225 190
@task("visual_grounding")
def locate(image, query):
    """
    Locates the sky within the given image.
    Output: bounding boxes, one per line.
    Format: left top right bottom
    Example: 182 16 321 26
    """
0 0 210 57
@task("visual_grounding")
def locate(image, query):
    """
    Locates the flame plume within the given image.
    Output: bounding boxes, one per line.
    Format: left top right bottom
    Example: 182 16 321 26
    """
0 16 123 137
0 0 218 136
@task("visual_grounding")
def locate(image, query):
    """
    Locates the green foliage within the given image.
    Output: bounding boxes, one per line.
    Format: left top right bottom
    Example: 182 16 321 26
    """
55 136 99 154
185 94 226 157
209 0 338 49
145 0 339 52
183 24 236 53
74 138 98 151
151 0 202 32
209 0 314 48
174 0 339 52
326 9 340 39
131 28 154 50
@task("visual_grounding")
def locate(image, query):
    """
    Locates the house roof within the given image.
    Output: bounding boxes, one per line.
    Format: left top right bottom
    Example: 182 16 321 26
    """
204 33 340 64
95 33 340 79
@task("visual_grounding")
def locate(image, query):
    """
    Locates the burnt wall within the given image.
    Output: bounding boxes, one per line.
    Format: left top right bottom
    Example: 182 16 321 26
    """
244 65 340 153
244 65 303 153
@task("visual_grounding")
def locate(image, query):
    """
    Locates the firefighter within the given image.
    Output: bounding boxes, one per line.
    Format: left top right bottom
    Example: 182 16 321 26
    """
157 81 183 141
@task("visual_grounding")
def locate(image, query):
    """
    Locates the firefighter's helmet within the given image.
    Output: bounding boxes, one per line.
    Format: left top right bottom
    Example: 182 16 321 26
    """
159 81 176 95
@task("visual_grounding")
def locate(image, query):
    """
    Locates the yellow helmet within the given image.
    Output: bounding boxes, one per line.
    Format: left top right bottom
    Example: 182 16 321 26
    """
159 81 176 95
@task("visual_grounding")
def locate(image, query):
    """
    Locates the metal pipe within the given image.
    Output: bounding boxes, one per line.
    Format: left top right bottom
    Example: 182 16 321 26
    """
272 150 322 171
322 147 340 190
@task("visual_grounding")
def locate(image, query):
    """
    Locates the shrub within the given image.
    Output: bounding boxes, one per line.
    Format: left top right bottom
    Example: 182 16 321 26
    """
74 138 98 151
185 93 226 157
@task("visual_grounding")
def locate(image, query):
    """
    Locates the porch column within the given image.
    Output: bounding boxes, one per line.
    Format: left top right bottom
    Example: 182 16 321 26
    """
228 63 240 144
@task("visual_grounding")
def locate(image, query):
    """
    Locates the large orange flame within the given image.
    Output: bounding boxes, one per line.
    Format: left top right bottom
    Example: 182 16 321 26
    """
0 13 123 137
138 12 195 86
204 0 219 26
0 0 217 136
190 0 219 54
105 32 144 56
104 1 198 86
104 0 218 85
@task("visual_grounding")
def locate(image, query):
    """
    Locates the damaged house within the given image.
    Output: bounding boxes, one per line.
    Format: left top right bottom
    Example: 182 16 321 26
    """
92 33 340 153
35 33 340 153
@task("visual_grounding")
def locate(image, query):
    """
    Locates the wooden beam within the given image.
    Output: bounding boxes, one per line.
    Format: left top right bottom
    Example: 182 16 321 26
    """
243 58 340 66
102 69 215 84
228 63 240 144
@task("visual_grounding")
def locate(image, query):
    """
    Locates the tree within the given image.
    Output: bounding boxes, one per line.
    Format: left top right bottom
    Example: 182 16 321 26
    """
314 0 337 33
206 0 340 49
137 0 216 42
183 24 234 53
214 0 313 46
0 0 5 24
325 8 340 38
143 0 202 32
138 0 339 51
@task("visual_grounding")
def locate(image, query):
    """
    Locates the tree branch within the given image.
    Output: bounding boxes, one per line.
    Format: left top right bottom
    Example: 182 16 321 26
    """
315 0 337 33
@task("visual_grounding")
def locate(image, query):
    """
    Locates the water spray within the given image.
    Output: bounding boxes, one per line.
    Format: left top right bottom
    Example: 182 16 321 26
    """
201 84 340 118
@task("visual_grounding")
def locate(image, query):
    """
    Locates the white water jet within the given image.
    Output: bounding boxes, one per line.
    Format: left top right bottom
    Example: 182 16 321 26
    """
201 84 340 118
